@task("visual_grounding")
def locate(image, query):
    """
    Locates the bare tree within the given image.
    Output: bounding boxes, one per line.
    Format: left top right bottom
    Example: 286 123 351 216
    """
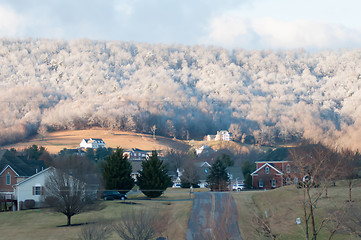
181 163 200 188
289 143 342 240
44 169 87 226
338 148 360 202
228 123 242 141
338 204 361 238
251 209 278 240
113 208 157 240
44 156 101 226
151 125 157 139
78 221 113 240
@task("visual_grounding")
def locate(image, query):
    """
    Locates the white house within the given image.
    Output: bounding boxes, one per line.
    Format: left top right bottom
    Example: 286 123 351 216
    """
80 138 106 149
13 168 53 211
215 131 232 141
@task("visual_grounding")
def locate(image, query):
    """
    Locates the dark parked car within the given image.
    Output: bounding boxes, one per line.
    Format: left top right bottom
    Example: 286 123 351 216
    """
101 191 127 200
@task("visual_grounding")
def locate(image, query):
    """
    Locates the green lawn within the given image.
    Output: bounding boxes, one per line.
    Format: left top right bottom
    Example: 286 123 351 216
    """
1 184 360 240
233 180 361 240
0 188 195 240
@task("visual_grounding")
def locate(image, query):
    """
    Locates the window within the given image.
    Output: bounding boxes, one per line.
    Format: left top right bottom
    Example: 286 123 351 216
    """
6 173 11 185
265 166 270 174
259 179 264 188
286 164 291 173
33 186 43 195
271 178 277 187
286 177 291 184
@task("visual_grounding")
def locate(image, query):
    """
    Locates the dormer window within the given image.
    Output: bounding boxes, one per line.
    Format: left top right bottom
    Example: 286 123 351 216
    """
6 173 11 185
265 166 270 174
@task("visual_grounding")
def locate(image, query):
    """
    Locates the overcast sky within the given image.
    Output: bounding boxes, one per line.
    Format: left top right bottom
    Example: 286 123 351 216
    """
1 0 361 50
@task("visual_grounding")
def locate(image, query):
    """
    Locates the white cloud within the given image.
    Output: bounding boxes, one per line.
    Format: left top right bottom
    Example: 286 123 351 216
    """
0 5 25 37
203 14 361 50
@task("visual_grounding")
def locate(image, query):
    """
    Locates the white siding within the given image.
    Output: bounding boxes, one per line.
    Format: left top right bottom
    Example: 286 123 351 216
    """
14 169 52 209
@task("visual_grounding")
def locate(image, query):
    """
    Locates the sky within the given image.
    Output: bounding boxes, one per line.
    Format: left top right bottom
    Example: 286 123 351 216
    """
1 0 361 51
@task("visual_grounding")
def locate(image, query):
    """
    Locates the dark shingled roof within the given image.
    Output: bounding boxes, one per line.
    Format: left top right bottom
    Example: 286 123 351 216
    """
0 149 45 177
259 147 291 162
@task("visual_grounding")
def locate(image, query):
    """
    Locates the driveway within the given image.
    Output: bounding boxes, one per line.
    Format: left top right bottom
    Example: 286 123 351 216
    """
186 192 242 240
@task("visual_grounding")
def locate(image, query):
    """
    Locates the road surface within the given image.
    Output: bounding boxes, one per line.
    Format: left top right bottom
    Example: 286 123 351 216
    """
186 192 242 240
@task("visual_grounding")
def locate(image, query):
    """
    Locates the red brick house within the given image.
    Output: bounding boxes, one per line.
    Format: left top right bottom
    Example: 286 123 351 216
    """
251 148 294 189
0 150 45 196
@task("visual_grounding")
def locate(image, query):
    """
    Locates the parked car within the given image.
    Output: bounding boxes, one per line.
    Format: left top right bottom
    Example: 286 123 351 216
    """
101 191 127 200
172 183 181 188
232 184 245 191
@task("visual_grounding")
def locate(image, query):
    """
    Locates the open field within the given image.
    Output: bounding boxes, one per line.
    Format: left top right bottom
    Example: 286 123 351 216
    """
1 183 360 239
233 180 361 240
0 188 199 240
3 129 191 154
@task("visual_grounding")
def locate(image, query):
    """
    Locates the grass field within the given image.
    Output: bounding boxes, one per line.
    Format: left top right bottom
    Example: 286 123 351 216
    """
233 180 361 240
3 128 191 154
1 183 360 239
0 188 198 240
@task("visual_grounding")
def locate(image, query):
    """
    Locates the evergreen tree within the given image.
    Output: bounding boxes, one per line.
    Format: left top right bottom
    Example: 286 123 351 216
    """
102 148 134 194
206 159 230 191
242 160 256 188
137 151 171 198
220 154 234 167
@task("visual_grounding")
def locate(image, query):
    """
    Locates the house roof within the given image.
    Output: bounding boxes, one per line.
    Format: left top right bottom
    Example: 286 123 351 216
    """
250 163 283 176
227 167 245 180
0 165 20 176
13 167 53 187
90 138 105 142
82 138 105 143
0 150 45 177
257 147 291 162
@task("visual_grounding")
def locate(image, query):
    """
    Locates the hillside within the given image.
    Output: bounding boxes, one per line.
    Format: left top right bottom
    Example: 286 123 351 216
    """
1 39 361 150
3 129 190 154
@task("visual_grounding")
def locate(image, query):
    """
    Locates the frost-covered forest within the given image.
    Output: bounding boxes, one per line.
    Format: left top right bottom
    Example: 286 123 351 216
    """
1 39 361 149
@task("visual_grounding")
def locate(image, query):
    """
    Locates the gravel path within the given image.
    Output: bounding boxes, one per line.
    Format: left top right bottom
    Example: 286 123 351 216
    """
186 192 242 240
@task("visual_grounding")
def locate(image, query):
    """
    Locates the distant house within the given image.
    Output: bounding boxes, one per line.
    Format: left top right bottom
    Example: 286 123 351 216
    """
195 145 215 156
123 148 151 181
13 167 53 210
195 161 212 188
80 138 106 149
206 130 232 141
251 148 293 190
215 131 232 141
170 168 184 187
227 166 245 187
123 148 150 161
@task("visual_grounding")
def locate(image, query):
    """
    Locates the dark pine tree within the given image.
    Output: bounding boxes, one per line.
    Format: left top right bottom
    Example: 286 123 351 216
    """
102 148 134 194
207 158 230 191
137 151 171 198
242 160 256 188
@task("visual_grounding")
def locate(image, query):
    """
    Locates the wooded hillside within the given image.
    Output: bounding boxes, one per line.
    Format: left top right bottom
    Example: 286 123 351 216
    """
1 39 360 149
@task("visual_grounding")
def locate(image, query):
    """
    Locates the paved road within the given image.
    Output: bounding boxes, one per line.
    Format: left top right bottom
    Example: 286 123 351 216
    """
186 192 242 240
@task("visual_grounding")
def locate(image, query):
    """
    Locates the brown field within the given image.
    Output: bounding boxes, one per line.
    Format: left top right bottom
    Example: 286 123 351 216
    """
3 129 190 154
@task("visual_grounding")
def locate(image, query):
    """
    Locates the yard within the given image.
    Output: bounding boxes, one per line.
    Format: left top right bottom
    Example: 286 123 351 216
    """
1 183 360 240
233 179 361 240
0 188 197 240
